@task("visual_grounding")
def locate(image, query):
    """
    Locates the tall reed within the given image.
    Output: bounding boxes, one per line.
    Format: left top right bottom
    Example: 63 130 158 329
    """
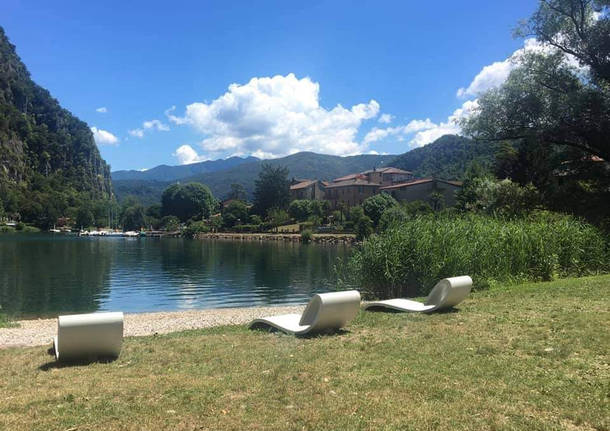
341 213 608 298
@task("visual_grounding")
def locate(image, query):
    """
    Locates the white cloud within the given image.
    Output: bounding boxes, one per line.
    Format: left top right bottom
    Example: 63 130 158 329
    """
143 119 170 131
456 60 513 98
363 119 436 144
173 144 209 165
129 119 170 138
378 113 394 124
169 73 380 158
456 38 583 99
408 100 479 147
128 128 145 138
96 107 108 113
90 127 119 146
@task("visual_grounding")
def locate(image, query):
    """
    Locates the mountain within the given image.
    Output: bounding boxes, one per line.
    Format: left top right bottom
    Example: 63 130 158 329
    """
390 135 499 180
112 156 259 181
0 27 112 226
113 152 397 204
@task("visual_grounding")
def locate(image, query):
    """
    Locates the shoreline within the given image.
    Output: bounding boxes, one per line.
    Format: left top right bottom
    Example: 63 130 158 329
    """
0 304 306 349
197 232 356 244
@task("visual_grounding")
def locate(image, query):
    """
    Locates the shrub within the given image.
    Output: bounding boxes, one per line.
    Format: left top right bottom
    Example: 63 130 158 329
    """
159 215 180 231
341 213 608 299
183 221 210 238
301 229 314 244
363 193 398 226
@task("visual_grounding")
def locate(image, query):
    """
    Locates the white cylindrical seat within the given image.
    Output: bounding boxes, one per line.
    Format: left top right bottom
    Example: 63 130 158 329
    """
53 312 124 361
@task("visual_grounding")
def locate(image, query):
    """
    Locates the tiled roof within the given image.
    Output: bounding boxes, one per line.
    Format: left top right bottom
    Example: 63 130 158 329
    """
380 178 462 190
325 179 381 188
362 167 413 175
333 173 364 182
290 180 316 190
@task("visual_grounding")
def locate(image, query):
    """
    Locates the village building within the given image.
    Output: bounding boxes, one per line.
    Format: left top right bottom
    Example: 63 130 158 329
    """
324 179 380 208
288 166 462 208
379 178 462 207
289 179 326 201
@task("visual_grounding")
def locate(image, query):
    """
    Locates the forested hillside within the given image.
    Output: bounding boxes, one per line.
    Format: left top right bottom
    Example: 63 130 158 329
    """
113 152 397 204
0 27 112 228
112 156 259 181
390 135 499 180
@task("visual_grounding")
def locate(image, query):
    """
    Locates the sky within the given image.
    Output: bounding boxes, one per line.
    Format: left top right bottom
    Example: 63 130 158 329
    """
3 0 538 171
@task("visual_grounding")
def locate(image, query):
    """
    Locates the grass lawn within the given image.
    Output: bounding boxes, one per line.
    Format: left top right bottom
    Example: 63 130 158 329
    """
1 275 609 430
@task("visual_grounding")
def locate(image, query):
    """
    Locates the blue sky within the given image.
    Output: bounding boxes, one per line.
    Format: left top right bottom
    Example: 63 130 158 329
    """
4 0 537 171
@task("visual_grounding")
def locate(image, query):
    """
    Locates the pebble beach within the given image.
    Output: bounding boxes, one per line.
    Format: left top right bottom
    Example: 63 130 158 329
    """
0 304 306 349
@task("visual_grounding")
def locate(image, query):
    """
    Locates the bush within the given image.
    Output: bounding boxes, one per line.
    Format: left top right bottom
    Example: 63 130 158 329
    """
363 193 398 226
301 229 314 244
183 221 210 238
342 213 608 299
159 215 180 231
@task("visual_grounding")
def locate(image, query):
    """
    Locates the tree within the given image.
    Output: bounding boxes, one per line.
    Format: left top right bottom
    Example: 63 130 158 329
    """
288 200 313 222
161 182 217 222
227 183 247 201
252 164 290 216
363 193 398 227
159 215 180 231
121 205 146 231
463 0 610 161
515 0 610 84
76 207 94 229
222 200 249 228
267 208 290 228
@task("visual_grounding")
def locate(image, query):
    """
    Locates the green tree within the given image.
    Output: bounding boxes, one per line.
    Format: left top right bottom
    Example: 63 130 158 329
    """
161 182 217 222
267 208 290 228
121 205 146 231
463 0 610 161
253 164 290 216
159 215 180 231
288 200 313 222
227 183 247 201
76 207 95 229
222 200 249 228
363 193 398 227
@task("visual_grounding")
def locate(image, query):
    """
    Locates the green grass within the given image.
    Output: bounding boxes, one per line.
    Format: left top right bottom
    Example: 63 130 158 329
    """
1 275 609 430
0 313 17 328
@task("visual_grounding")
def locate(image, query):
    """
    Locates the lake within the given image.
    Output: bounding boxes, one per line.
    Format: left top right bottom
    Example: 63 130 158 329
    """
0 234 350 317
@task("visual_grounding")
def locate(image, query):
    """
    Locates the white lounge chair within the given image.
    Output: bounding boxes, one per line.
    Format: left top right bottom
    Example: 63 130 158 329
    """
363 276 472 313
52 312 124 361
249 290 361 335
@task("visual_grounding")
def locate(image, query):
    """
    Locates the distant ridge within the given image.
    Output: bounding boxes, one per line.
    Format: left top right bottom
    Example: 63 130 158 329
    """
112 156 259 181
113 151 397 204
112 136 499 205
390 135 498 180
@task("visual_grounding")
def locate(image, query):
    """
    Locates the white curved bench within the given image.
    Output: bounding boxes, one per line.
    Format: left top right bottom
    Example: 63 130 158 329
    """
249 290 361 335
363 276 472 313
53 312 124 361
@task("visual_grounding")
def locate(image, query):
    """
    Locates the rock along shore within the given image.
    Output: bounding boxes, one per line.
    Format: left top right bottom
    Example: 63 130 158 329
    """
196 232 356 244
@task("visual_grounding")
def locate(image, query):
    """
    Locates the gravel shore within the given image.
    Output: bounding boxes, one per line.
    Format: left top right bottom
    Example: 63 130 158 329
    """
0 304 305 349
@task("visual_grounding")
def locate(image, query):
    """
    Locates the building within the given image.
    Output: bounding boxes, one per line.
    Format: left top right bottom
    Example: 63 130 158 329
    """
333 167 414 187
380 178 463 207
288 166 462 209
324 179 381 209
290 179 326 201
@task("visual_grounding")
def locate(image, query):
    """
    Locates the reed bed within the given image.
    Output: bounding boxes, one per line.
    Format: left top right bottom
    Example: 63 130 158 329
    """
342 213 608 298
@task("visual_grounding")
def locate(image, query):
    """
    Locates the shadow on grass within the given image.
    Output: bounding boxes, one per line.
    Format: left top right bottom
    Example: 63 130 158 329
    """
363 306 461 314
39 346 119 370
249 325 352 338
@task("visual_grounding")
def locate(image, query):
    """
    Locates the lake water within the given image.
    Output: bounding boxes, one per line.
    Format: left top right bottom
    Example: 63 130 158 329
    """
0 234 350 317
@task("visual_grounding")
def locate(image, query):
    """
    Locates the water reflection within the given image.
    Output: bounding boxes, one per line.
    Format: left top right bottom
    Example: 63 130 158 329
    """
0 234 349 317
